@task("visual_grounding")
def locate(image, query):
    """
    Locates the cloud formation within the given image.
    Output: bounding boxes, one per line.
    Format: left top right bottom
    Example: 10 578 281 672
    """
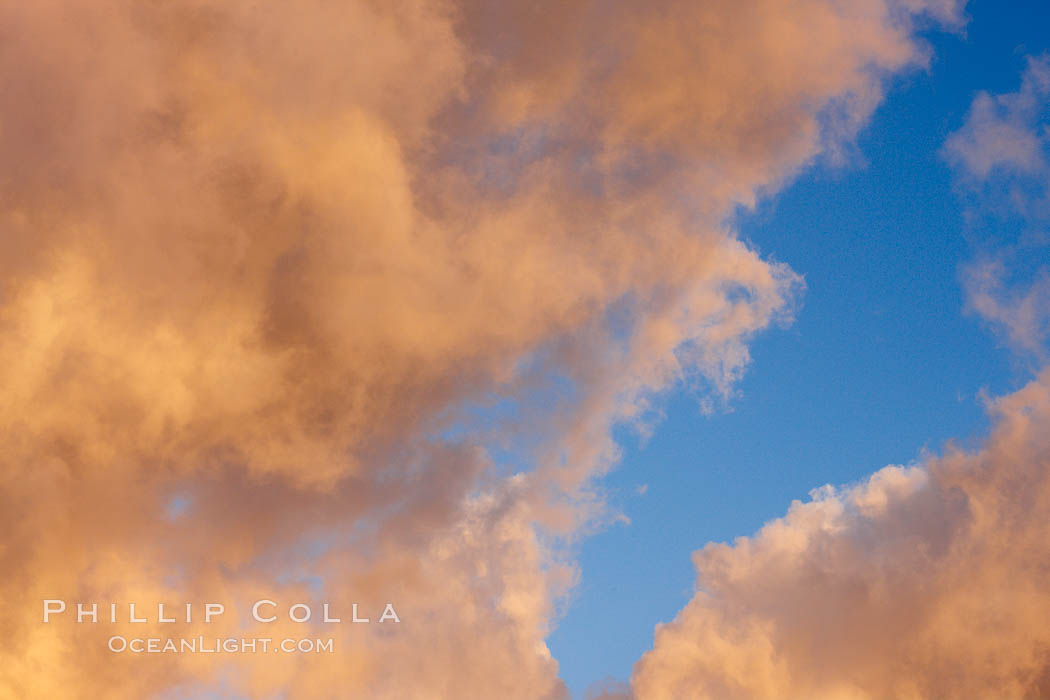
632 371 1050 698
0 0 961 697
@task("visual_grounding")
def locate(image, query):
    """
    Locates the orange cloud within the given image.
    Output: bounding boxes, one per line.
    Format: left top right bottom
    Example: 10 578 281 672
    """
0 0 959 697
632 371 1050 698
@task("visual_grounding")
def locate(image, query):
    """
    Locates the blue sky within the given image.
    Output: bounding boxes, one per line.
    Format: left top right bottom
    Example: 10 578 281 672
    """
548 1 1050 696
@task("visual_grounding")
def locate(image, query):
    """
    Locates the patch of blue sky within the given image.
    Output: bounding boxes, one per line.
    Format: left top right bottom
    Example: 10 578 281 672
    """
165 494 192 520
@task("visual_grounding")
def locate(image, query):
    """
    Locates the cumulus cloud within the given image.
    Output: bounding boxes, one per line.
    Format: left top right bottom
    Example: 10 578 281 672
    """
632 371 1050 699
0 0 960 697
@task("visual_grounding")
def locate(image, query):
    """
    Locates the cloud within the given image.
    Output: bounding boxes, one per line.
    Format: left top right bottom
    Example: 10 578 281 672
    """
943 56 1050 358
0 0 961 697
943 56 1050 181
962 257 1050 357
632 370 1050 699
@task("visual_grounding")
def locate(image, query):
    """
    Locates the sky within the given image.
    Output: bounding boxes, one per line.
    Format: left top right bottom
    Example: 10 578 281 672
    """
2 1 1050 699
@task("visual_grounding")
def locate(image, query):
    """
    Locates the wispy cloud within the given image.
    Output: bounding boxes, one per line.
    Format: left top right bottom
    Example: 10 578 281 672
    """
943 56 1050 359
943 56 1050 182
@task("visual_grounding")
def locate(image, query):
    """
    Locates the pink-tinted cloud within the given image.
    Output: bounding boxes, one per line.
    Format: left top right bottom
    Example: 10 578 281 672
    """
0 0 960 697
941 56 1050 360
944 56 1050 181
633 370 1050 698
